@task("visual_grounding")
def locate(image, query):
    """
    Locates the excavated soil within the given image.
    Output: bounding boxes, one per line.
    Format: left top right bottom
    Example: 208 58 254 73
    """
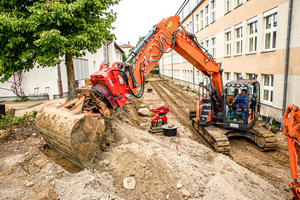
0 74 292 199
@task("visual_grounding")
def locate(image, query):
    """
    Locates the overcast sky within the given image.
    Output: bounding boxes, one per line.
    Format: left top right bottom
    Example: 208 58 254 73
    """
111 0 184 47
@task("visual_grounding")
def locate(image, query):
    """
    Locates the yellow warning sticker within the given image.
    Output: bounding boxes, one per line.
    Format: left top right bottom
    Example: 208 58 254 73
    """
167 21 173 30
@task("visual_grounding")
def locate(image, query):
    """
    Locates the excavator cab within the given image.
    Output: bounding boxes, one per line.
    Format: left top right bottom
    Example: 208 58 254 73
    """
222 79 260 131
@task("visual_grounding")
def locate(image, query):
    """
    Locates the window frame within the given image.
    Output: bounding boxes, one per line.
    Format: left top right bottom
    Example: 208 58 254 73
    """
235 23 243 55
205 37 210 52
196 13 200 32
211 36 216 58
247 16 258 53
262 74 274 105
236 0 243 7
211 0 216 23
200 9 204 29
225 28 231 56
205 4 209 26
225 72 231 83
264 12 277 51
226 0 231 13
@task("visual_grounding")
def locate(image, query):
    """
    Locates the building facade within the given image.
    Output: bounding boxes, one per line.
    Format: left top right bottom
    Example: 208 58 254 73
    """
0 40 124 101
119 42 134 57
160 0 299 121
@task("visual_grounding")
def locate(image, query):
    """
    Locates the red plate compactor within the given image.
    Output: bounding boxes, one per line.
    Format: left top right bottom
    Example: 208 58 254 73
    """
149 106 169 133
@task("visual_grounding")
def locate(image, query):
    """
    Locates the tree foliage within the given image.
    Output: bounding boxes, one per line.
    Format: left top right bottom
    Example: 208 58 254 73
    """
0 0 120 91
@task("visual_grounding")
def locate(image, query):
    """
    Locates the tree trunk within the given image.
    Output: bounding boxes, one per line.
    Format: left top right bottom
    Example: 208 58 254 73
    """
65 53 77 100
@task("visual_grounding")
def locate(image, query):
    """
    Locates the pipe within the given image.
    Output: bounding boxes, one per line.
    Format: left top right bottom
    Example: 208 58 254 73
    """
191 11 195 90
281 0 293 129
107 40 113 64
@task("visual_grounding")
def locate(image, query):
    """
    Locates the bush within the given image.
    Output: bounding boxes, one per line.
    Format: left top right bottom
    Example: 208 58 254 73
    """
150 69 159 74
0 110 38 129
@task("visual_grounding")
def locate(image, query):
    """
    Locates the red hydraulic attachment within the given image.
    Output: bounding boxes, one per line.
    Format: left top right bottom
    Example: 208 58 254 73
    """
283 104 300 200
151 106 169 127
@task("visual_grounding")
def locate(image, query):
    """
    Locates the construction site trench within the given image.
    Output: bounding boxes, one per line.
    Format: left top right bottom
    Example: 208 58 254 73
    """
0 75 292 200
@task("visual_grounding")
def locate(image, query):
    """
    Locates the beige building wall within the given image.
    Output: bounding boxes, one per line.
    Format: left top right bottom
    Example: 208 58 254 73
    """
160 0 300 121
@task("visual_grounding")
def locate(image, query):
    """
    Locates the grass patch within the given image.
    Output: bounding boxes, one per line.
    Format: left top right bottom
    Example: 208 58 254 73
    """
0 111 38 130
14 94 30 102
177 84 185 89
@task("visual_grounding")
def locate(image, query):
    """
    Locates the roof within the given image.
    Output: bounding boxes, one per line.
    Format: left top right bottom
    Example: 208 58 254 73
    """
119 44 134 48
114 42 125 53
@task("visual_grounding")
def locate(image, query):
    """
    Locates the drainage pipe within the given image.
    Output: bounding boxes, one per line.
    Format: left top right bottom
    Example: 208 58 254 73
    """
281 0 293 129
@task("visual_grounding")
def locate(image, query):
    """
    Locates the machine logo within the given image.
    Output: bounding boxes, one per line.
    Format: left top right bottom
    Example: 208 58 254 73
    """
108 78 114 88
167 21 173 30
230 123 239 128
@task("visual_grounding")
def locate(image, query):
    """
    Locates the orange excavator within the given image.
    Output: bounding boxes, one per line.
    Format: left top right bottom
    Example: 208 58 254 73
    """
283 104 300 200
35 15 277 168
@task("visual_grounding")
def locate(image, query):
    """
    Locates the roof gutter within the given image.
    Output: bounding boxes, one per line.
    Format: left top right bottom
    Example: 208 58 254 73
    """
175 0 204 23
281 0 293 129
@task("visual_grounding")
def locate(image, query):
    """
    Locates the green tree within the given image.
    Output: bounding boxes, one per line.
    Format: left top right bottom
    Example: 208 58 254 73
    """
0 0 120 100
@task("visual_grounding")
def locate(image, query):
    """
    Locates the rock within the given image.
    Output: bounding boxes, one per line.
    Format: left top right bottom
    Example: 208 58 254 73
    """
25 181 34 187
138 108 150 116
145 171 153 180
123 177 136 190
5 108 15 118
166 194 169 199
0 130 8 138
177 182 182 189
141 163 147 168
182 189 190 197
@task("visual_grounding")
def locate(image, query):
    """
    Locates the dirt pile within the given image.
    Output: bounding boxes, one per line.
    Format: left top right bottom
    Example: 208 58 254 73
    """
91 116 284 200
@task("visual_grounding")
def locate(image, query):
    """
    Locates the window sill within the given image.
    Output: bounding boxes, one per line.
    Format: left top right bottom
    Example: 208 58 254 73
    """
261 49 276 53
246 52 257 55
211 20 216 25
224 55 231 58
224 10 231 15
234 3 243 9
205 24 209 28
261 101 273 106
234 54 242 57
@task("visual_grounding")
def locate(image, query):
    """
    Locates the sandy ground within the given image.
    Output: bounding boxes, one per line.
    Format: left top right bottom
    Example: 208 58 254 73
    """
0 75 293 199
2 98 66 117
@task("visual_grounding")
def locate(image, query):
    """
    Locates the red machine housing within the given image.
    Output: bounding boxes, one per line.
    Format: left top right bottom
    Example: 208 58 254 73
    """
90 63 131 108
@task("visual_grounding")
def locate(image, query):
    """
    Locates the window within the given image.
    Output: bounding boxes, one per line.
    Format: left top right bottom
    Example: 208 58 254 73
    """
225 72 231 83
235 24 243 55
73 58 89 80
236 73 242 80
226 0 231 13
103 44 108 62
196 13 199 32
197 71 201 83
200 10 204 29
247 17 257 53
236 0 243 7
187 23 189 32
189 21 192 32
205 38 209 52
225 29 231 56
263 75 274 104
211 0 216 22
205 4 209 26
248 74 255 79
211 36 216 58
200 40 204 47
264 12 277 50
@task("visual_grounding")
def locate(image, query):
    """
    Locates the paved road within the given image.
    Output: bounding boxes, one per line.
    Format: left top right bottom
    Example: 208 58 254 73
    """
2 98 67 116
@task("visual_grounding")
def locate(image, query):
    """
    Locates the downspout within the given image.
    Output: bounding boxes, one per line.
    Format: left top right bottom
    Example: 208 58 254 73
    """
107 40 113 64
281 0 293 129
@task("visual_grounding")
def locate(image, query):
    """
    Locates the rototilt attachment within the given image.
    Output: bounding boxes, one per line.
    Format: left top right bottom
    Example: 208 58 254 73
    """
149 106 169 133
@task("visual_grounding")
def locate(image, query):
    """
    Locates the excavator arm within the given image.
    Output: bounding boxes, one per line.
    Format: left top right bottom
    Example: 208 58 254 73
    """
283 104 300 199
90 15 223 111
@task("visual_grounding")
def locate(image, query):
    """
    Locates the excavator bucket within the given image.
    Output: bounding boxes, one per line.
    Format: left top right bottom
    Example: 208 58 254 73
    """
35 105 105 169
35 88 109 169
